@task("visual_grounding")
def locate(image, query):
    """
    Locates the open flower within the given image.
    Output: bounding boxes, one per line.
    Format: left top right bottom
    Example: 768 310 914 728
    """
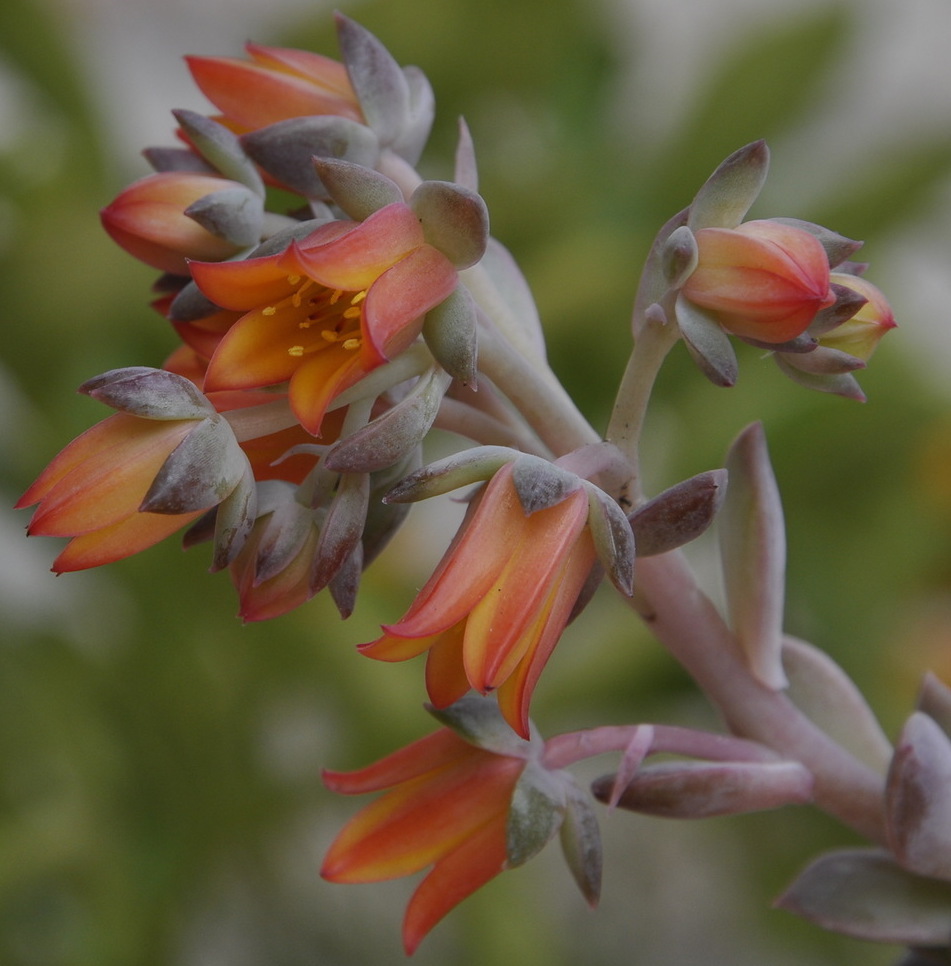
321 717 527 954
100 172 252 275
191 203 459 435
359 462 598 738
682 219 836 344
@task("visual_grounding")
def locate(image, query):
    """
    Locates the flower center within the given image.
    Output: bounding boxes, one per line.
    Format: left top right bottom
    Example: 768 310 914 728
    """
262 276 367 359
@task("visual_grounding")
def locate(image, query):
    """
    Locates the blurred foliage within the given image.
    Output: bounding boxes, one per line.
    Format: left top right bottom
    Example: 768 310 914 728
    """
2 0 950 964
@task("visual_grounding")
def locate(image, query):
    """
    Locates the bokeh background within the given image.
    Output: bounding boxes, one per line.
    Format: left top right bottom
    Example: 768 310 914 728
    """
4 0 951 963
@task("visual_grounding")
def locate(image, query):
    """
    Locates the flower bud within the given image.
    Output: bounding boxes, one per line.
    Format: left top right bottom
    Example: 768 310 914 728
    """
821 272 897 361
682 219 835 344
100 172 249 274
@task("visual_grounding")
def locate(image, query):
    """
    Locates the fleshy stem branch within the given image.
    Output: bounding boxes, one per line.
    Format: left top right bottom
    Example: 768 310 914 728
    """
474 318 600 457
543 723 782 770
631 550 887 844
605 307 680 509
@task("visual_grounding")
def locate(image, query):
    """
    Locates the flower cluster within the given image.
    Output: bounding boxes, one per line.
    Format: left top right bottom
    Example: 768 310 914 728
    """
18 13 914 960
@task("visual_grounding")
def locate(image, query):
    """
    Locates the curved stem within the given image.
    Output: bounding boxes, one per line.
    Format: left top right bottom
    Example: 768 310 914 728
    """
475 320 599 457
605 310 680 509
434 397 550 455
543 723 781 770
630 549 887 845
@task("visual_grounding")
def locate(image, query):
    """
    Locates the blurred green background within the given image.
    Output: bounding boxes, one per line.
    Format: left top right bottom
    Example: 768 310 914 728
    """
3 0 951 963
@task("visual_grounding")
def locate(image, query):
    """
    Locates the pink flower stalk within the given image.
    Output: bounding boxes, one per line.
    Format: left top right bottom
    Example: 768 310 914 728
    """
321 726 526 954
682 219 836 343
359 463 597 738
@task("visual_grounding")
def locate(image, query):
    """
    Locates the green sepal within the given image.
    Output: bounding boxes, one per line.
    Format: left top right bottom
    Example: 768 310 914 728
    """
688 140 769 231
80 367 215 420
559 779 603 906
172 109 264 195
507 759 567 868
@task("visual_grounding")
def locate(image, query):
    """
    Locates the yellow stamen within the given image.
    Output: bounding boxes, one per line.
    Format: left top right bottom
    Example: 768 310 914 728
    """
288 345 305 357
321 330 339 343
262 306 277 316
330 289 343 305
350 290 367 305
342 338 361 351
286 274 301 285
342 306 361 320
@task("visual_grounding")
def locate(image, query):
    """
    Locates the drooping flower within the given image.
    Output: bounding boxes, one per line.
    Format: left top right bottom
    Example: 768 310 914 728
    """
359 462 598 738
191 202 460 435
681 219 836 344
321 710 529 954
17 369 255 572
100 172 256 275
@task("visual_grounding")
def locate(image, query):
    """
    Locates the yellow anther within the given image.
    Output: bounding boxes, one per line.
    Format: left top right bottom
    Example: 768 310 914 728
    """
330 289 343 305
262 306 277 316
288 345 305 357
342 338 361 351
343 306 361 320
350 290 367 305
286 274 301 285
321 330 339 343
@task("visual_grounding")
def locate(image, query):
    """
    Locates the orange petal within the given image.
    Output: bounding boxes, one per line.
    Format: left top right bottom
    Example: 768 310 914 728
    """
321 752 519 883
323 729 472 795
361 245 457 366
245 43 356 98
185 55 362 130
26 418 195 535
402 812 509 954
289 204 424 292
188 253 294 312
385 467 525 639
461 489 589 694
51 508 203 572
287 347 365 436
496 532 598 737
203 304 307 392
425 625 471 708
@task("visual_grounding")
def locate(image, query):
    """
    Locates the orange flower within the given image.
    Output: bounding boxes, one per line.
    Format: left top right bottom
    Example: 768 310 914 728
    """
191 203 458 435
17 414 211 572
185 42 363 133
321 724 526 954
100 172 249 274
359 463 597 738
682 219 835 344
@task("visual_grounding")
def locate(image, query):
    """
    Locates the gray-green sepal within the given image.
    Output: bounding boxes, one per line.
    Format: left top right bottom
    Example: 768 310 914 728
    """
173 109 264 195
79 367 215 420
323 369 452 474
384 446 519 504
422 285 478 385
629 469 728 557
241 116 379 199
410 180 489 269
687 140 769 231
